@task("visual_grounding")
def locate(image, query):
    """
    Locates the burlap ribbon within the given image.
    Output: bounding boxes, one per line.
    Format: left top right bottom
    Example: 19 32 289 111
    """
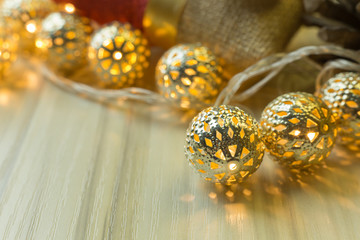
144 0 303 77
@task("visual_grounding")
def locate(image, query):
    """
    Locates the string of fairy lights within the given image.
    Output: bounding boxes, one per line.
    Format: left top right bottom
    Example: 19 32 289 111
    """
2 0 360 185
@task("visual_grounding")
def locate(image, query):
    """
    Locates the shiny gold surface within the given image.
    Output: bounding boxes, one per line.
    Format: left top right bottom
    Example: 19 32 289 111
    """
88 22 151 89
185 105 264 184
1 0 56 52
261 92 337 168
36 11 93 75
320 72 360 151
156 43 224 109
143 0 187 48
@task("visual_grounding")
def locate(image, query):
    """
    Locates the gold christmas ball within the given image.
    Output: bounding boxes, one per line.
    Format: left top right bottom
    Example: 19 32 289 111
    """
260 92 337 168
1 0 56 52
88 21 150 89
319 72 360 151
0 17 18 80
184 105 265 185
156 43 224 109
36 10 94 75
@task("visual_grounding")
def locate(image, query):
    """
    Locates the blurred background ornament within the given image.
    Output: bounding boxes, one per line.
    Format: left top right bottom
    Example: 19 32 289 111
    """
36 7 94 75
1 0 57 53
303 0 360 49
54 0 303 79
156 43 224 109
185 105 265 185
320 72 360 151
260 92 337 169
0 16 18 81
88 22 150 89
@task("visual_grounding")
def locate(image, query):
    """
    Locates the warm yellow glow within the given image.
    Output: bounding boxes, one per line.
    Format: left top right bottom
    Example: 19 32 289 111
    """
26 72 40 89
35 39 44 48
0 89 11 106
113 51 123 60
2 42 9 49
293 130 301 136
225 190 234 198
208 192 217 199
229 163 237 171
25 21 37 33
307 132 316 141
64 3 75 13
2 52 10 59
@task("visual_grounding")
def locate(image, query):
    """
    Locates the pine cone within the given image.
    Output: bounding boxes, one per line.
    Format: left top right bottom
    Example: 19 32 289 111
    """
303 0 360 49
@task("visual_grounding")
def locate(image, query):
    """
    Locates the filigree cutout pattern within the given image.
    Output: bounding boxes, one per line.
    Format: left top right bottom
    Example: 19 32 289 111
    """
88 22 150 88
320 72 360 151
156 44 224 109
184 105 265 184
260 92 337 168
37 11 93 74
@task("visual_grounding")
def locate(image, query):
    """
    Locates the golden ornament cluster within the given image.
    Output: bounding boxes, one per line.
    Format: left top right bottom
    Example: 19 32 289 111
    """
1 0 152 87
2 0 360 187
0 0 226 108
185 71 360 185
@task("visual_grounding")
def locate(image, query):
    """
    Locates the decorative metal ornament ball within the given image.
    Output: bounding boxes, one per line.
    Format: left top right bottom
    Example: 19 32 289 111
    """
156 43 224 109
1 0 56 52
319 72 360 151
260 92 337 168
37 11 93 75
88 22 151 89
0 18 18 79
184 105 265 185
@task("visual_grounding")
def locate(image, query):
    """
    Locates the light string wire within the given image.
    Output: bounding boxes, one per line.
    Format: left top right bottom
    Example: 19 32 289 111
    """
40 45 360 109
215 45 360 106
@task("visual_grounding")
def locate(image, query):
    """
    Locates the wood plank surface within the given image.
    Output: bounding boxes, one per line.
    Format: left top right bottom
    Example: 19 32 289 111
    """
0 28 359 240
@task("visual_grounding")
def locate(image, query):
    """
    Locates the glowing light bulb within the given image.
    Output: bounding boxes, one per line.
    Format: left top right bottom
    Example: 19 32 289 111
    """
307 132 316 142
229 163 237 171
64 3 75 13
35 39 44 48
113 51 123 60
25 21 37 33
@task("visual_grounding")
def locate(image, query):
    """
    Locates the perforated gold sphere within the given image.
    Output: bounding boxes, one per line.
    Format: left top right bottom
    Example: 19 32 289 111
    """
260 92 337 168
156 43 224 109
319 72 360 151
36 11 93 75
2 0 56 52
88 22 150 89
184 105 265 184
0 18 18 79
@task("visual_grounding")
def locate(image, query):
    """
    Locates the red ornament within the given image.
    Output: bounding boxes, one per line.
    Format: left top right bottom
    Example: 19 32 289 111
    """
53 0 149 29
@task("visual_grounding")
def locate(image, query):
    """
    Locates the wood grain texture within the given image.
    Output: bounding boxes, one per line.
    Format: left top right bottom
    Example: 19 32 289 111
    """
1 29 360 240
